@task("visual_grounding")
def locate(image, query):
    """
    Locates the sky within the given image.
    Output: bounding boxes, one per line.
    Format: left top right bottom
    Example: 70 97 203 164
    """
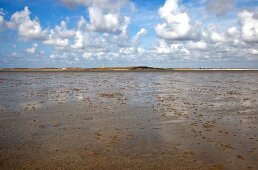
0 0 258 68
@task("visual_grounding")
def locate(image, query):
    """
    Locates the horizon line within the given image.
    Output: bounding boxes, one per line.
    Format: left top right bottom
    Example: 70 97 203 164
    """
0 66 258 71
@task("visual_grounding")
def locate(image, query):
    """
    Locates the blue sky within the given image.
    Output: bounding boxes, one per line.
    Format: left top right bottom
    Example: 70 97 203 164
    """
0 0 258 68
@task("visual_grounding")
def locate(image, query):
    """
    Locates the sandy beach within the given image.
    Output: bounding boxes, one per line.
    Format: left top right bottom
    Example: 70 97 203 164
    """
0 71 258 169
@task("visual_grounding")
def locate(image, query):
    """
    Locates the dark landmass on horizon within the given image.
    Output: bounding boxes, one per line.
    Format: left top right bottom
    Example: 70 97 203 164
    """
0 66 258 72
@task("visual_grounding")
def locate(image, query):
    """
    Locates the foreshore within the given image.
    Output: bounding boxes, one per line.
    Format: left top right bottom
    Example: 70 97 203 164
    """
0 71 258 169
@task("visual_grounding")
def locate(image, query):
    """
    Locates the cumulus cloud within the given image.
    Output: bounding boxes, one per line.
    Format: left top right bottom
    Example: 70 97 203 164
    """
204 25 228 43
132 28 147 45
87 7 122 33
61 0 130 35
153 39 190 56
238 10 258 43
111 16 130 45
119 47 134 55
77 16 87 29
2 1 257 66
71 30 84 49
226 27 238 37
83 52 93 59
7 6 46 40
155 0 200 41
251 49 258 55
210 32 225 43
54 20 76 38
186 41 207 50
57 0 133 62
206 0 235 17
60 0 130 34
43 33 69 47
43 20 75 47
26 43 38 54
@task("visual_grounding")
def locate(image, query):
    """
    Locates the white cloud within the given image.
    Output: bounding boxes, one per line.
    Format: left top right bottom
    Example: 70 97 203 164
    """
155 0 200 40
87 7 121 33
7 6 46 40
26 43 38 54
205 25 227 43
225 27 242 45
137 47 145 54
58 0 132 48
238 10 258 43
43 29 69 47
111 16 130 45
43 20 75 47
251 49 258 55
119 47 134 55
3 1 257 66
132 28 147 45
71 30 84 49
226 27 238 37
204 25 242 45
83 52 92 59
60 0 130 35
85 33 107 48
55 20 75 38
50 54 55 59
77 16 87 29
154 40 173 54
210 32 225 43
153 39 190 56
186 41 207 50
57 0 133 58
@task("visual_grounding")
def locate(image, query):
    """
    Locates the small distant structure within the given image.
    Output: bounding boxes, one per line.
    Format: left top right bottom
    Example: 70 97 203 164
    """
61 67 81 70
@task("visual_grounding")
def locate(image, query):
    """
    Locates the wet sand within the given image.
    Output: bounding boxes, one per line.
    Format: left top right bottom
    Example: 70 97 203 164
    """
0 71 258 169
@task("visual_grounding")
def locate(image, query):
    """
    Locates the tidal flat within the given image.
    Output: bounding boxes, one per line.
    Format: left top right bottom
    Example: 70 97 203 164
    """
0 71 258 169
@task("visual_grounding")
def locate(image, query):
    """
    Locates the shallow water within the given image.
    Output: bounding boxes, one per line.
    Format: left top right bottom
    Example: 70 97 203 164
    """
0 71 258 169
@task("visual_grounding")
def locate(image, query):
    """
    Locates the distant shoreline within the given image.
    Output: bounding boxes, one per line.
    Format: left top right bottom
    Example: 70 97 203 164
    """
0 66 258 72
